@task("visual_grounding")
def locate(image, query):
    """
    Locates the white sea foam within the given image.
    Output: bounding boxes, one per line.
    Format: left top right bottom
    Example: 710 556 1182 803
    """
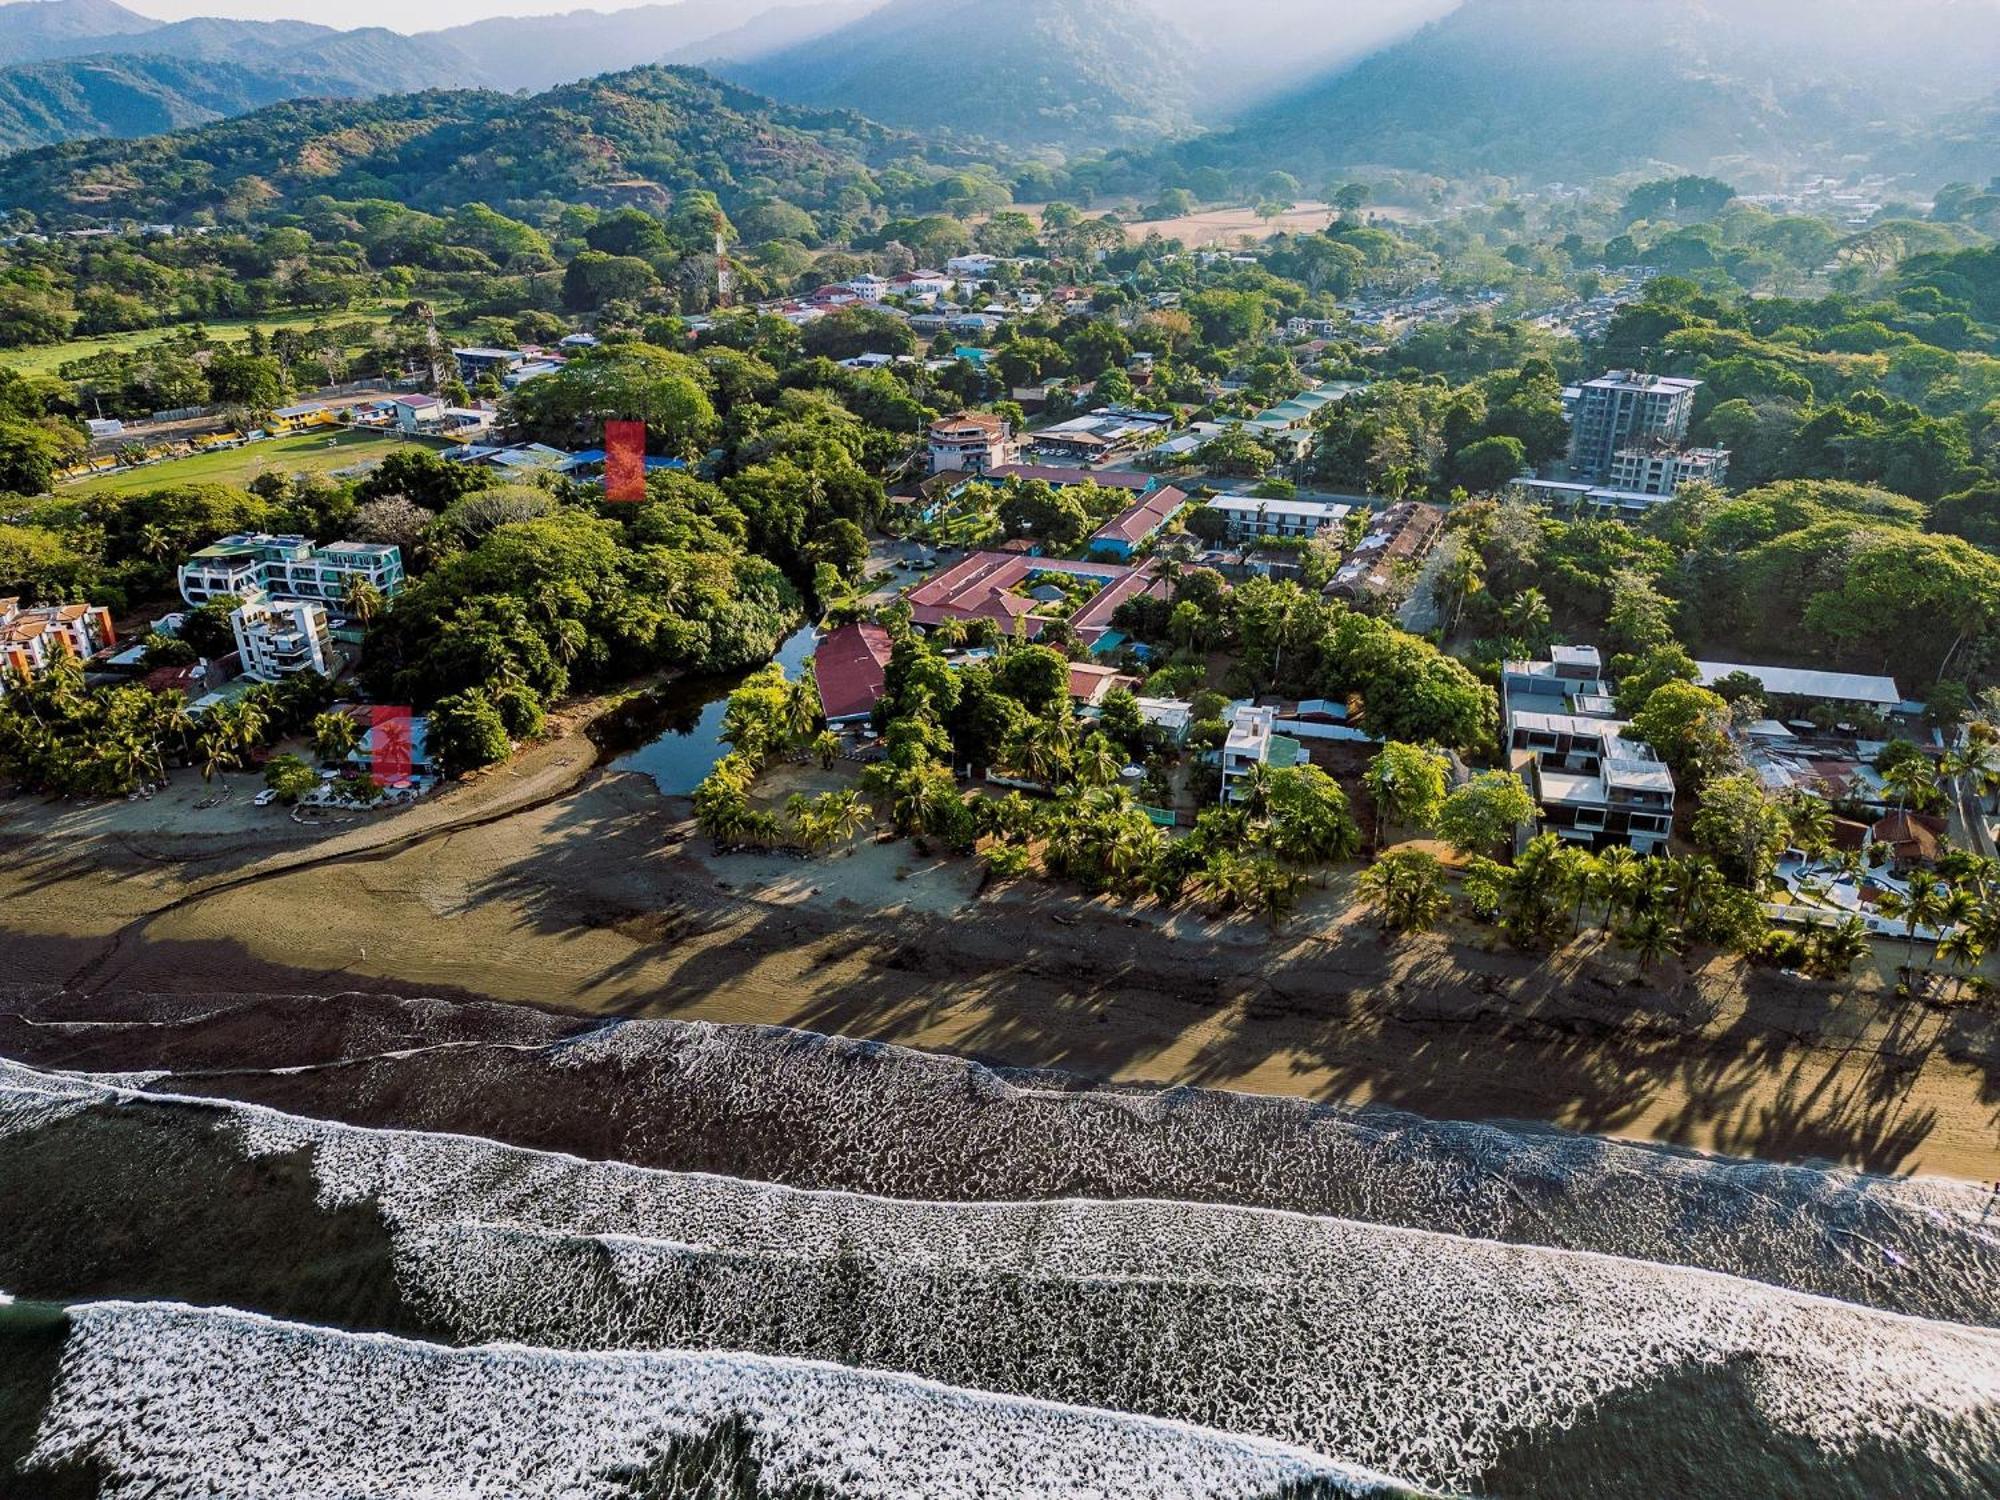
6 1061 2000 1493
151 1009 2000 1325
22 1299 1411 1499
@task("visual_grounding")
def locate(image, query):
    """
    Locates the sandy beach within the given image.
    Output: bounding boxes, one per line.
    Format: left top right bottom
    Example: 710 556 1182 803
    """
2 715 1996 1183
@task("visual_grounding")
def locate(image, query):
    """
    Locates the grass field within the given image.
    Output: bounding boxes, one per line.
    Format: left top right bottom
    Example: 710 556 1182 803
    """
66 429 448 497
0 302 412 380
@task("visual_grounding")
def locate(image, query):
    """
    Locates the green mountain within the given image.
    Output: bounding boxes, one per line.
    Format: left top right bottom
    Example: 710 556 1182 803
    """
0 0 158 66
0 53 368 152
1200 0 2000 183
432 1 877 95
0 64 916 222
0 28 487 151
725 0 1195 148
0 0 347 68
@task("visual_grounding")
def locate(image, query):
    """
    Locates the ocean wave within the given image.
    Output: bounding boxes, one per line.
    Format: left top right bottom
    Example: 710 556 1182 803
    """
14 1299 1411 1499
4 1061 1999 1495
47 1002 2000 1327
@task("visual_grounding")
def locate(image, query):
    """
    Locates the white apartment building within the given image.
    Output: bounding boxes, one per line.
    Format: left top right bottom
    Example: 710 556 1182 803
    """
231 598 335 681
1502 645 1675 854
0 597 116 691
1205 496 1352 540
1606 443 1731 496
927 411 1017 476
1507 710 1676 855
1219 704 1306 803
178 534 404 608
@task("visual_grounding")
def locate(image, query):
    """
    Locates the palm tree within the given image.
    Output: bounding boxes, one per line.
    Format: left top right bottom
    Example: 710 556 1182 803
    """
818 789 870 848
341 577 386 628
1501 588 1552 652
1505 833 1570 949
1005 719 1070 787
1246 859 1306 930
696 786 754 846
313 711 361 765
889 763 961 838
1358 850 1450 936
1554 845 1600 936
1784 793 1834 869
137 523 177 566
782 677 821 747
1619 911 1678 971
1075 734 1123 790
1237 761 1275 819
1932 889 1978 978
1591 846 1641 933
195 721 235 784
1938 926 1985 1002
1879 871 1945 972
813 730 841 770
1811 916 1873 979
107 733 153 793
1883 757 1938 817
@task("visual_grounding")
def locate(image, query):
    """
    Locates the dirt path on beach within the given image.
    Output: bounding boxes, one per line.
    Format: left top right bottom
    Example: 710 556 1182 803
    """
2 728 1998 1182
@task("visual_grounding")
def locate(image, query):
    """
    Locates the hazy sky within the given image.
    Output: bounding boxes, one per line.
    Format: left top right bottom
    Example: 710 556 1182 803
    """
118 0 705 31
113 0 1461 43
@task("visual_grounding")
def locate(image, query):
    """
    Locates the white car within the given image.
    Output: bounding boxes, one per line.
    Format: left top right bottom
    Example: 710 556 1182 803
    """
253 789 278 807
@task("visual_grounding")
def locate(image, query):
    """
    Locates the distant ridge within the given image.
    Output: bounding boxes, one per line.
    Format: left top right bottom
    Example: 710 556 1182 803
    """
724 0 1197 148
1193 0 2000 182
430 0 880 95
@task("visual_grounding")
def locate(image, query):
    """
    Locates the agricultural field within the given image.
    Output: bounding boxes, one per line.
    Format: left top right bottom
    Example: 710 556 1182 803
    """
65 429 448 497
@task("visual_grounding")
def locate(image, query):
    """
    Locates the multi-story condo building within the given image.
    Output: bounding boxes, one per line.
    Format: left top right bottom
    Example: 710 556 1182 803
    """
0 597 116 691
1605 441 1731 497
1566 371 1701 485
178 534 404 609
1204 496 1352 541
927 411 1017 476
1219 704 1304 804
1503 645 1675 854
1501 644 1617 724
231 599 335 681
1507 709 1676 855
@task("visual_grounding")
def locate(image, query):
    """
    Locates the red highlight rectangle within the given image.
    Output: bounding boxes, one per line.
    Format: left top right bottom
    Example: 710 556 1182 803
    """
369 706 415 785
604 419 647 503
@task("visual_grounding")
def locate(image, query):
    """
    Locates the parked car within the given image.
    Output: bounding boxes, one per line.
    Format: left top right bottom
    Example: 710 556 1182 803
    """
253 789 278 807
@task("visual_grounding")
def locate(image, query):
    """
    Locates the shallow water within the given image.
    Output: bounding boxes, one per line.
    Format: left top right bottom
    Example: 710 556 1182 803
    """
610 625 819 795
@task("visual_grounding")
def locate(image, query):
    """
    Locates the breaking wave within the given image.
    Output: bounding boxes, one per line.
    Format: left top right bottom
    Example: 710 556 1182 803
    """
12 1299 1408 1500
24 1000 1998 1326
5 1060 1998 1496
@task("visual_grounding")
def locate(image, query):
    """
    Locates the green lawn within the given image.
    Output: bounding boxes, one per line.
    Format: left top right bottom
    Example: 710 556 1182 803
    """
0 301 412 379
66 429 449 497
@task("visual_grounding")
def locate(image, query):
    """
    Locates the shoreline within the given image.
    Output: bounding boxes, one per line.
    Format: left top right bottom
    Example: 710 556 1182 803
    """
2 728 1997 1184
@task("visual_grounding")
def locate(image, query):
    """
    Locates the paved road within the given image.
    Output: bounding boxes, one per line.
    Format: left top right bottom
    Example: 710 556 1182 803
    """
1952 773 1998 861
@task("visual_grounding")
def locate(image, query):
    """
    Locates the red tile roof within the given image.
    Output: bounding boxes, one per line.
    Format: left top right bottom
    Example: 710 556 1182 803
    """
1092 486 1191 548
906 552 1152 644
1067 662 1141 705
813 622 895 722
981 465 1152 493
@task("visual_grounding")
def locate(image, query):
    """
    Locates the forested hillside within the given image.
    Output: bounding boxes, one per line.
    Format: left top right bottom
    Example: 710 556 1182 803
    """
0 66 920 222
725 0 1195 148
0 31 486 152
